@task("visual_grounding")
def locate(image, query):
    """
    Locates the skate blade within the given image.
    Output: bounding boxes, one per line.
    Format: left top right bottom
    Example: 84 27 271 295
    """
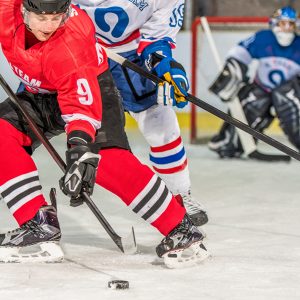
0 242 64 263
163 241 211 269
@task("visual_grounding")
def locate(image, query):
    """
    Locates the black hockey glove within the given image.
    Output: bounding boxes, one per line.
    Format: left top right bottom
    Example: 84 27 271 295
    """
59 145 100 199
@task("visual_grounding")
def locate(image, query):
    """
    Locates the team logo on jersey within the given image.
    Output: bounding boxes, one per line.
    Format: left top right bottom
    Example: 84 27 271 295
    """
268 69 285 87
169 4 184 28
127 0 149 11
10 64 41 89
94 7 129 40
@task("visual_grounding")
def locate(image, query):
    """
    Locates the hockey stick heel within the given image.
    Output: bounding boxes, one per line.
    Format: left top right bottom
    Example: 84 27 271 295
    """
248 150 291 162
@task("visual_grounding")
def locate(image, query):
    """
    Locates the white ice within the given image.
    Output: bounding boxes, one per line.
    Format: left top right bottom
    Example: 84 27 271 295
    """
0 129 300 300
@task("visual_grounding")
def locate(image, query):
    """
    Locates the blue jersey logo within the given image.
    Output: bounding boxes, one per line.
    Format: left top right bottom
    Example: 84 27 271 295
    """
94 7 129 41
169 4 184 28
127 0 149 11
268 69 285 87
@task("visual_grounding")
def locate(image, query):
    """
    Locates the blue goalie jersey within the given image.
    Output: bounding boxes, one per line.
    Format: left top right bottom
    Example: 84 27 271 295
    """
228 29 300 91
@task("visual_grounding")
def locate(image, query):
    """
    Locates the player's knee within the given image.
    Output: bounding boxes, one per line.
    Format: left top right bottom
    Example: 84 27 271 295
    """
0 119 31 147
238 83 273 128
136 105 181 146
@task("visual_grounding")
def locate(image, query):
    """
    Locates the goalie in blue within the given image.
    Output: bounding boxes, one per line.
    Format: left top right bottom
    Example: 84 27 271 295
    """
209 6 300 158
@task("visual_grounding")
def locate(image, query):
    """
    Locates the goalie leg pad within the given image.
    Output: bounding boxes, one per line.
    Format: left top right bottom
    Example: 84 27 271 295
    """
272 77 300 150
239 83 274 131
209 83 273 158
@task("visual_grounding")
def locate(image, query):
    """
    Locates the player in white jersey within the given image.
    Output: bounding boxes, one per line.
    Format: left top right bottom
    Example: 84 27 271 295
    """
208 6 300 158
73 0 208 226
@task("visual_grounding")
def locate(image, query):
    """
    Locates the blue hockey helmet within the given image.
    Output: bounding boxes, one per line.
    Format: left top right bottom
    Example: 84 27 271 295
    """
270 6 299 46
274 6 297 21
270 6 298 26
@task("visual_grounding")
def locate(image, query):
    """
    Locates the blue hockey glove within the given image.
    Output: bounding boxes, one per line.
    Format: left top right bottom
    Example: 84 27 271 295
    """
157 81 187 108
142 41 189 108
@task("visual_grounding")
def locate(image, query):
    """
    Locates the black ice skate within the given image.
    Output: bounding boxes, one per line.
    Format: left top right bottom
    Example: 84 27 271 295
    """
156 215 210 268
0 205 63 263
175 192 208 227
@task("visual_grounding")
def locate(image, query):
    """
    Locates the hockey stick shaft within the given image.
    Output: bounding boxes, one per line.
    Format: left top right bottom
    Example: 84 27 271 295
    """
105 48 300 161
0 74 125 253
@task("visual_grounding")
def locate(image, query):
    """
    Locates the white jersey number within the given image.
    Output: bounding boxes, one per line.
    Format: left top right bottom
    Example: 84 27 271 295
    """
77 79 93 105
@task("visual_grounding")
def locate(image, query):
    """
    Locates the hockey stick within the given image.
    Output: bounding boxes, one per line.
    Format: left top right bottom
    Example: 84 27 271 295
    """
0 74 136 254
104 48 300 162
200 16 290 162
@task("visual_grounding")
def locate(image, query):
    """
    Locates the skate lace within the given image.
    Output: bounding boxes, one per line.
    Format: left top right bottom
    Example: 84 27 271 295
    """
181 194 204 215
7 220 42 236
168 217 190 238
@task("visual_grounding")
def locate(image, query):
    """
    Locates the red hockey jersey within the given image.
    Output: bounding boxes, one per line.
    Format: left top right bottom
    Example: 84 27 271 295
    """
0 0 109 140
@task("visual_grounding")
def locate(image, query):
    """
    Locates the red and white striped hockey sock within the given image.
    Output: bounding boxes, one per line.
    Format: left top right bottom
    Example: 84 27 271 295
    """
0 120 47 225
96 148 186 236
149 136 191 195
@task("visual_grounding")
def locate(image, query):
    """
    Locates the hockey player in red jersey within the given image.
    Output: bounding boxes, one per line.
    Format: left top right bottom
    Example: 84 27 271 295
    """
0 0 208 267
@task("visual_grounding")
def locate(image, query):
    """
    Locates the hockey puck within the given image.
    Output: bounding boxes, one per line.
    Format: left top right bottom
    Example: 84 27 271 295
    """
108 280 129 290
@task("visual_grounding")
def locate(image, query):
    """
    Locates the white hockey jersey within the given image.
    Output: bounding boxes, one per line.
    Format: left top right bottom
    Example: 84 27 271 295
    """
73 0 184 53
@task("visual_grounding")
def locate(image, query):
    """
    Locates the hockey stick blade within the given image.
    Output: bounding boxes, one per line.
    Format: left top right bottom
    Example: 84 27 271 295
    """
49 188 58 210
248 150 291 162
123 226 137 255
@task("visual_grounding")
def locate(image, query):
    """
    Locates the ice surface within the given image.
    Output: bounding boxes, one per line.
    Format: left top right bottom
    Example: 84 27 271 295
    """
0 130 300 300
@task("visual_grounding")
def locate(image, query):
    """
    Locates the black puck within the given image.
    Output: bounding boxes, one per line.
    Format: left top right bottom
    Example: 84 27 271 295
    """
108 280 129 290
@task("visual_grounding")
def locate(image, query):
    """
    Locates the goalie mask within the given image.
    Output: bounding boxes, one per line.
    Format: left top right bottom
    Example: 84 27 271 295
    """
270 6 299 47
22 0 71 33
